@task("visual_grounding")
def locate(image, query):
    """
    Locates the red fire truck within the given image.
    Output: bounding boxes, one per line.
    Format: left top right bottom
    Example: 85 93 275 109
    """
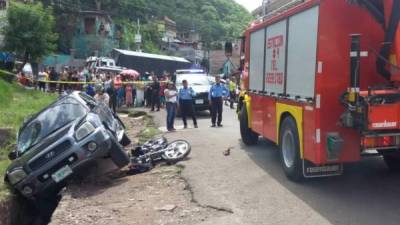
238 0 400 180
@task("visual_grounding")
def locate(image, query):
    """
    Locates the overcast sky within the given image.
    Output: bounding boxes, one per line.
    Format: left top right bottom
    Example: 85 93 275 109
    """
234 0 262 12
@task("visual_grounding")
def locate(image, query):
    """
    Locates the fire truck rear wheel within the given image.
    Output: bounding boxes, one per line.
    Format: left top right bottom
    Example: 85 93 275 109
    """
383 154 400 172
279 116 303 181
240 106 258 145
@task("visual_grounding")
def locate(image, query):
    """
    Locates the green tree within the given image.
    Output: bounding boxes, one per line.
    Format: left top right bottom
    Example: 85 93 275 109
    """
36 0 253 54
4 2 58 72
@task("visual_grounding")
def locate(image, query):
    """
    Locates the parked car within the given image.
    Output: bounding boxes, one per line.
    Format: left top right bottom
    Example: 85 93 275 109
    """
5 92 131 199
176 73 212 112
86 56 123 74
175 69 205 75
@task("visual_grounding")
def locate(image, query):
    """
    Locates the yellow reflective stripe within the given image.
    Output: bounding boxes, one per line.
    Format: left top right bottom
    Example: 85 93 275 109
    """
390 54 397 66
276 103 304 159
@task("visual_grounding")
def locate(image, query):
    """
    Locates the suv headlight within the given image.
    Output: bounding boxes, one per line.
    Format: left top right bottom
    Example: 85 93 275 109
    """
8 168 27 185
75 122 95 141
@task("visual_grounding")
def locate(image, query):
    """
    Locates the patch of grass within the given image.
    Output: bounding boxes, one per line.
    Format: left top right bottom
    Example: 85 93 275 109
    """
175 163 185 175
138 127 160 143
0 78 57 199
0 159 11 200
128 110 147 118
0 80 57 130
116 108 132 114
137 115 160 144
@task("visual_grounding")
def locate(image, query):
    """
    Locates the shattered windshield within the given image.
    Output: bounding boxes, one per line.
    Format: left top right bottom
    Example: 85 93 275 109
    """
17 97 88 155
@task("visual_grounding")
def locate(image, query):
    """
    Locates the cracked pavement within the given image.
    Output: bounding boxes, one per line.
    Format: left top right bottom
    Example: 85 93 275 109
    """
152 106 400 225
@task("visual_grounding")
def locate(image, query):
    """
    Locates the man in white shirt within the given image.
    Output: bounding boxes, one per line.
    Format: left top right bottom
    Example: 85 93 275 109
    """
164 82 178 131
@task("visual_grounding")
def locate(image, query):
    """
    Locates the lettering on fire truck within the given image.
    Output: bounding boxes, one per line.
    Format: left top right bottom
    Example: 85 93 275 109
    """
371 121 397 128
266 35 284 85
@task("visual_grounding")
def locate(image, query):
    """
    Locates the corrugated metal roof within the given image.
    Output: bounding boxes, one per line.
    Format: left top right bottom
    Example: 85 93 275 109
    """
113 49 190 63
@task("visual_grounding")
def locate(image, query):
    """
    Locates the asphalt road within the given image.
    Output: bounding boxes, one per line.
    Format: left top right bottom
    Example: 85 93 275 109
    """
152 105 400 225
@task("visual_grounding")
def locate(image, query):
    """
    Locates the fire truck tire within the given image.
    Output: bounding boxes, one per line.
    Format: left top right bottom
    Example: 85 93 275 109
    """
279 116 303 181
383 154 400 172
240 106 258 145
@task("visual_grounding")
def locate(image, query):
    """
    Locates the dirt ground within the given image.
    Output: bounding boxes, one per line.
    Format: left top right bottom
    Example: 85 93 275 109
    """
49 115 227 225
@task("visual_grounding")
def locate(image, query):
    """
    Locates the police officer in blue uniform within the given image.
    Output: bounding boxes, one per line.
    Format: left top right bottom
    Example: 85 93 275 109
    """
209 75 229 127
178 80 198 128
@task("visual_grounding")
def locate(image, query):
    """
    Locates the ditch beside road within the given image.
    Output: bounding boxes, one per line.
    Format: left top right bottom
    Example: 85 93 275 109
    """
49 113 227 225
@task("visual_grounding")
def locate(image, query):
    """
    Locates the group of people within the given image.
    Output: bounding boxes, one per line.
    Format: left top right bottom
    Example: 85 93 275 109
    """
25 66 142 113
143 72 174 112
21 65 235 130
34 67 90 94
90 73 141 113
164 75 230 132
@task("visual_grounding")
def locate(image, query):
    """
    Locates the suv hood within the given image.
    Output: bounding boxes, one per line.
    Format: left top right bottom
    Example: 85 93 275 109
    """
7 121 75 172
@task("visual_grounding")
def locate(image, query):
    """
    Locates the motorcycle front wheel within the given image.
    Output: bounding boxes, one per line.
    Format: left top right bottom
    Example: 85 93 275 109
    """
162 140 191 163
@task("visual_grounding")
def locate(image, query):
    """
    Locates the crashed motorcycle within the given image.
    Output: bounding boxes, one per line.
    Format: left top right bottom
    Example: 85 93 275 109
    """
129 137 191 173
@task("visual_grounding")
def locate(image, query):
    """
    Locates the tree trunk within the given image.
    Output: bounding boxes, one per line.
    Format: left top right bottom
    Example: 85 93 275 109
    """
17 52 29 74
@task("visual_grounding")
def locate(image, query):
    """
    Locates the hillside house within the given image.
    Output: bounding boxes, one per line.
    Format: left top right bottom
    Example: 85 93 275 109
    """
72 11 122 58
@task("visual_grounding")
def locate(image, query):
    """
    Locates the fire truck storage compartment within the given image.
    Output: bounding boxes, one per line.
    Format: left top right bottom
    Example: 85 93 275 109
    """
286 6 319 99
248 6 319 98
265 19 287 95
249 29 265 92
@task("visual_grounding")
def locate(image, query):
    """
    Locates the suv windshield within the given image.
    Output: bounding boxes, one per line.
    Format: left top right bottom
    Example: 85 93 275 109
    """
17 97 88 155
176 75 211 86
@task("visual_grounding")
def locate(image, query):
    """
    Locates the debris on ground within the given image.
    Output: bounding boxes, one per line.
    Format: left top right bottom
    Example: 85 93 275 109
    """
155 204 177 212
223 147 232 156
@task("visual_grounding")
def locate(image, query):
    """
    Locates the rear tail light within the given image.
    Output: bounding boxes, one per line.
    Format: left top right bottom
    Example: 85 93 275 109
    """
362 136 400 149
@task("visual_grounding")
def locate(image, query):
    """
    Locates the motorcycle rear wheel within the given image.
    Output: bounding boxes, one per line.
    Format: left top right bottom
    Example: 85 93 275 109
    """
162 140 191 163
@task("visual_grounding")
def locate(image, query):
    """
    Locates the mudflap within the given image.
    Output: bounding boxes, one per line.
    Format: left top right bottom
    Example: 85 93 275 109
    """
302 160 343 178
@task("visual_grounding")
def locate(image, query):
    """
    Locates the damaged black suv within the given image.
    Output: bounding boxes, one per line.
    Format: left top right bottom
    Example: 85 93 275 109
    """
5 92 131 199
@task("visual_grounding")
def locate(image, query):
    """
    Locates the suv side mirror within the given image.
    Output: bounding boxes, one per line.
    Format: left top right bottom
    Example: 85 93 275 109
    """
8 151 17 160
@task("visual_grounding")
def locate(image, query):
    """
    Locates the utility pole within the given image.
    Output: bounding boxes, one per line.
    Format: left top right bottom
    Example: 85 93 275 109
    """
262 0 269 17
135 18 142 52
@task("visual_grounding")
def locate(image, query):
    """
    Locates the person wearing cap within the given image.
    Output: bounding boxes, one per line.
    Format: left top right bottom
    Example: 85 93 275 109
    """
178 79 198 129
208 75 229 127
164 81 178 131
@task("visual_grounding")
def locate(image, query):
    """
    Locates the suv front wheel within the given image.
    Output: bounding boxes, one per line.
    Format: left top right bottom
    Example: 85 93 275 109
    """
109 138 130 168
